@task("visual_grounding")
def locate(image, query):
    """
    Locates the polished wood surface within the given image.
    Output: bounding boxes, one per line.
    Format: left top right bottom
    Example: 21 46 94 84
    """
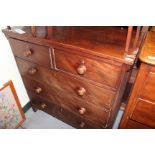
125 26 133 53
16 58 116 109
3 26 140 65
23 77 110 128
120 32 155 128
3 26 142 128
30 94 98 129
125 120 150 129
8 38 53 68
139 31 155 65
131 99 155 128
54 49 122 89
139 67 155 102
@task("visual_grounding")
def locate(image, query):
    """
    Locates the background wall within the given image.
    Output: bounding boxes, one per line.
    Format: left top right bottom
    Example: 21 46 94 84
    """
0 26 29 107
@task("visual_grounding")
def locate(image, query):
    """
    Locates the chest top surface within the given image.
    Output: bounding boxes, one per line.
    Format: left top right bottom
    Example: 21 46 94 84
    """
2 26 140 65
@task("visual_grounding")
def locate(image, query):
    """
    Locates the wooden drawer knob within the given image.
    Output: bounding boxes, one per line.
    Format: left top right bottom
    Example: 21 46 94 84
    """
79 107 86 115
80 122 85 128
28 68 37 75
35 87 42 94
77 87 86 96
77 64 86 75
41 103 47 109
77 60 86 75
24 49 32 57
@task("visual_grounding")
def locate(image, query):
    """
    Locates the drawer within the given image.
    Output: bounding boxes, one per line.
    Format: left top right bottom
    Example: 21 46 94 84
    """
54 49 122 89
23 77 110 128
16 58 115 109
8 38 52 68
58 93 110 128
23 76 60 105
140 70 155 102
125 120 150 129
131 99 155 128
30 95 101 128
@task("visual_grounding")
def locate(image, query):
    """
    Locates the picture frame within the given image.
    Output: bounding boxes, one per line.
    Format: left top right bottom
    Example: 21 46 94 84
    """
0 80 25 129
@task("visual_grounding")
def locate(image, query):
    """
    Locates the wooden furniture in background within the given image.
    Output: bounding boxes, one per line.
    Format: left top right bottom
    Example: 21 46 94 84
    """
3 26 148 128
119 31 155 128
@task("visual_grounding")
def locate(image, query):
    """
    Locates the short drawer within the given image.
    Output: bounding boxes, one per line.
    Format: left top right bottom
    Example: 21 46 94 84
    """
23 76 60 105
23 77 110 128
30 95 101 128
54 49 122 89
131 99 155 128
16 58 115 109
8 38 52 68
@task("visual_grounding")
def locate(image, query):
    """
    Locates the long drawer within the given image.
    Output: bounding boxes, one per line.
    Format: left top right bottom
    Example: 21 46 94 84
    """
30 94 102 129
23 76 110 128
8 38 53 68
16 57 115 109
54 49 122 89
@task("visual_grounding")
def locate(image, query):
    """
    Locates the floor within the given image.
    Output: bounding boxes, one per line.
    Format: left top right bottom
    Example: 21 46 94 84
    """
20 108 124 129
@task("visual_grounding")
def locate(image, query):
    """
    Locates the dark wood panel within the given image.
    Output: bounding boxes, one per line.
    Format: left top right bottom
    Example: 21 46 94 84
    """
16 57 116 109
54 49 122 89
23 76 110 128
8 38 53 68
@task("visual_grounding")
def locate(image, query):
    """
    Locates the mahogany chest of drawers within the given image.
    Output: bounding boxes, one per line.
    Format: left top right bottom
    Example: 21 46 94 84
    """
3 26 145 128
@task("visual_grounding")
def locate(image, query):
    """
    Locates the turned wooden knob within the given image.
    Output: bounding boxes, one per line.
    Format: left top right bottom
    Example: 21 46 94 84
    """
77 60 86 75
28 68 37 75
79 107 86 115
77 87 86 96
80 122 85 128
35 87 42 94
41 103 47 109
24 49 32 57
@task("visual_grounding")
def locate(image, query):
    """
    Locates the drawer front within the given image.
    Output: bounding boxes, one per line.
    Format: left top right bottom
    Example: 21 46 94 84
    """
9 38 52 68
131 99 155 128
30 95 101 129
54 49 122 89
23 76 60 105
16 58 115 109
140 70 155 102
23 77 110 127
125 120 150 129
